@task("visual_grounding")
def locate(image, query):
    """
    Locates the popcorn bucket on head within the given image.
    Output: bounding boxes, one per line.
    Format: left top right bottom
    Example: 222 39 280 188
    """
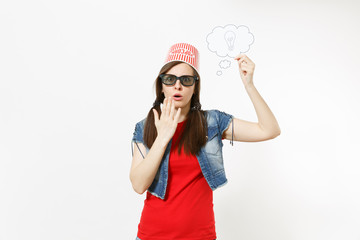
162 43 200 77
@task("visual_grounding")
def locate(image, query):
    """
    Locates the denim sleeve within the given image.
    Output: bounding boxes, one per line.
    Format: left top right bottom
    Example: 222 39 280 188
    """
132 122 144 143
131 122 145 158
216 110 234 135
215 109 234 145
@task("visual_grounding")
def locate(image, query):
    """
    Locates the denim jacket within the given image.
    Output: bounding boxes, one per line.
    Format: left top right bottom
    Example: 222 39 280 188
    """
131 109 234 200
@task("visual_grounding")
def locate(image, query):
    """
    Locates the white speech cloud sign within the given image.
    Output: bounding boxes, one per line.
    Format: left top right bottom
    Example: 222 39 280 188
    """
206 24 255 58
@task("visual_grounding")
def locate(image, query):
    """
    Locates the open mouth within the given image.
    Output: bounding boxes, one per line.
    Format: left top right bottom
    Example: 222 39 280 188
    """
173 94 183 101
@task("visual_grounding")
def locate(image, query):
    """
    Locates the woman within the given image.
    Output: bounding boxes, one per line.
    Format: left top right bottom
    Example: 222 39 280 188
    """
130 43 281 240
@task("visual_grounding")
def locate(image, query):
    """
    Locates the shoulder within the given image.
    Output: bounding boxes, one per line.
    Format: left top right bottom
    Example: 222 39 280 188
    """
204 109 232 121
204 109 221 118
202 109 219 127
204 109 234 132
133 117 147 136
135 117 147 127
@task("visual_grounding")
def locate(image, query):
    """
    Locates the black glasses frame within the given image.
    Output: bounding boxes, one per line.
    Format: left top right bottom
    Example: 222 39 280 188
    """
159 74 198 86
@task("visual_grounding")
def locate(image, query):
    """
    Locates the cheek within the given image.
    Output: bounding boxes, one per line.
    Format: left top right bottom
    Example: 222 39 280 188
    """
184 89 194 101
162 85 169 96
188 88 195 97
163 90 170 97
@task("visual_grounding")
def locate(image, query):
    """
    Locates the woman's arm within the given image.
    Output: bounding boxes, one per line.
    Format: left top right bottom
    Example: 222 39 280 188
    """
129 97 181 194
222 54 281 142
130 138 168 194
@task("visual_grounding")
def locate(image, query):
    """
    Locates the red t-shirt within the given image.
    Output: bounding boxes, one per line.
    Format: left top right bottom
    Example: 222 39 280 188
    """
137 119 216 240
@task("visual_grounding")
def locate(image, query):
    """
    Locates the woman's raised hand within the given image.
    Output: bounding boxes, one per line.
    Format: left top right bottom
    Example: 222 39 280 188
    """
234 53 255 88
152 97 181 144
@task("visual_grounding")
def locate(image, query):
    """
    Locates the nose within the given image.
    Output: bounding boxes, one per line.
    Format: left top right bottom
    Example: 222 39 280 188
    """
174 79 182 89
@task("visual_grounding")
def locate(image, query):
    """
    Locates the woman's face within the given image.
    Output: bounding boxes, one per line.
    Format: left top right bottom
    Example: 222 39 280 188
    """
162 63 196 111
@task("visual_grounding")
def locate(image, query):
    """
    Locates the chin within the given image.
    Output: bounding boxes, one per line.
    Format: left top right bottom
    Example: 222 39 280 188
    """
174 102 184 108
175 102 190 109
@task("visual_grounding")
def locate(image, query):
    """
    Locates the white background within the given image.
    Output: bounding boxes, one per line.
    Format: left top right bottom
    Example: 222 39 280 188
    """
1 0 360 239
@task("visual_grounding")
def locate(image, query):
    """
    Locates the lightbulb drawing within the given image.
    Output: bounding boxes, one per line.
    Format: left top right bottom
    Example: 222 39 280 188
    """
224 31 236 51
206 24 254 76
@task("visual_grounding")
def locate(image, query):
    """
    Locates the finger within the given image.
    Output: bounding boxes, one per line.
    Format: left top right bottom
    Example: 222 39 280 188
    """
236 54 249 63
174 107 182 123
165 96 171 117
236 57 246 65
153 109 159 123
243 56 253 65
234 53 246 59
161 97 167 117
241 63 250 69
234 55 243 60
169 99 175 119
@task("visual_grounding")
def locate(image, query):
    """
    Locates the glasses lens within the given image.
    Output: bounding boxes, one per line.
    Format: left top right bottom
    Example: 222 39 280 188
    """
161 74 176 85
180 76 195 86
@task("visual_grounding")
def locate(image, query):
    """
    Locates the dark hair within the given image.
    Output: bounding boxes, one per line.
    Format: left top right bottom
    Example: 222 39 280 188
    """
143 61 208 155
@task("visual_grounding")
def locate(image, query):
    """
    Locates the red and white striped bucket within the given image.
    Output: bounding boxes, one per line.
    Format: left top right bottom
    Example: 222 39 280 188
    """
163 43 200 76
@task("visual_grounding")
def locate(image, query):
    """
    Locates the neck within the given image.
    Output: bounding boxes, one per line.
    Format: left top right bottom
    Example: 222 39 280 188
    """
176 104 191 122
